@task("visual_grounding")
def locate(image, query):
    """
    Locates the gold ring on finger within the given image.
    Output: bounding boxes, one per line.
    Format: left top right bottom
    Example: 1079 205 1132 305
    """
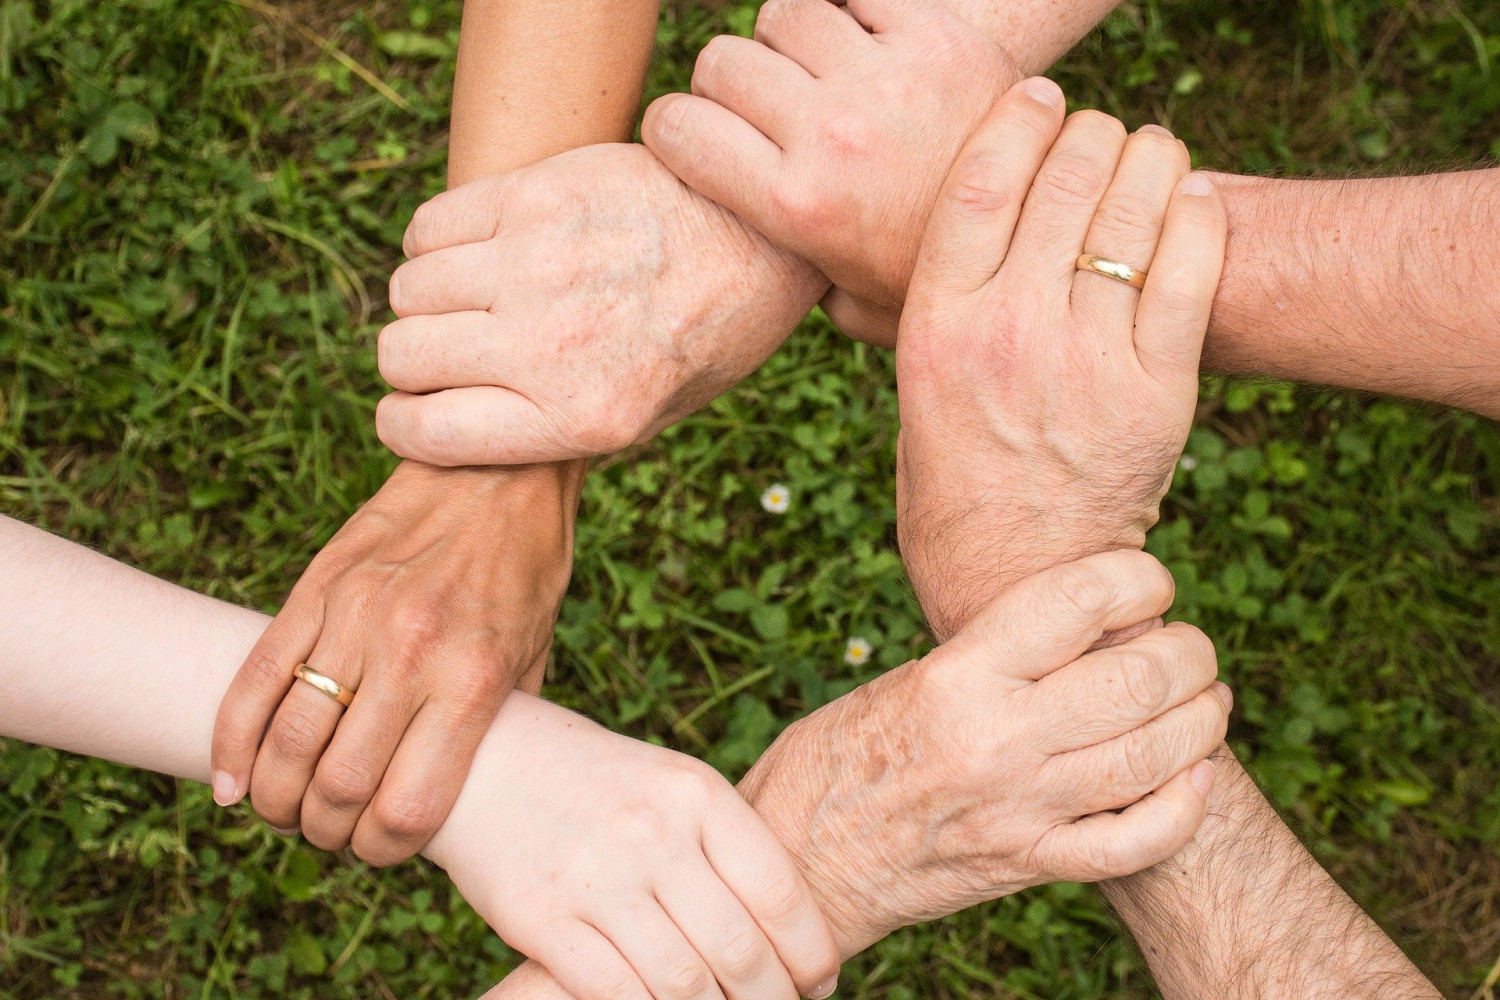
1076 253 1147 290
293 663 355 708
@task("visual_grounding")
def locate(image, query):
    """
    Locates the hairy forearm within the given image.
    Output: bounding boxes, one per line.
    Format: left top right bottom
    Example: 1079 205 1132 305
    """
1204 169 1500 416
1100 748 1439 999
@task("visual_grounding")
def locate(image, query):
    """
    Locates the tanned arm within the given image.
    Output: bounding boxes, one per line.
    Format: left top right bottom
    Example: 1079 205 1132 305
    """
1206 170 1500 417
209 0 659 866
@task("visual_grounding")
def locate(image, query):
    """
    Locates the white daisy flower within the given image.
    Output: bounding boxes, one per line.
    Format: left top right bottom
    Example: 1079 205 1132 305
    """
1178 455 1199 471
844 636 872 666
760 484 791 514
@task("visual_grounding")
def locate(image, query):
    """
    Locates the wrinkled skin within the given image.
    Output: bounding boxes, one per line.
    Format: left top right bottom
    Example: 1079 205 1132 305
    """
375 143 826 466
475 551 1228 1000
643 0 1019 344
894 83 1227 639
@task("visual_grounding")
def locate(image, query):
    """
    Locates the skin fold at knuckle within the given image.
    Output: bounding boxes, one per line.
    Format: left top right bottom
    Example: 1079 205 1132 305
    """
266 704 329 761
1093 191 1168 246
658 955 712 1000
312 754 382 812
1110 645 1175 720
367 792 443 856
718 924 774 983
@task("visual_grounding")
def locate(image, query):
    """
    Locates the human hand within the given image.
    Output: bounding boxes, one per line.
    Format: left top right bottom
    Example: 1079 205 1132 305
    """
425 694 841 1000
211 461 581 865
468 550 1226 1000
642 0 1019 346
894 80 1227 639
739 550 1227 952
374 142 827 466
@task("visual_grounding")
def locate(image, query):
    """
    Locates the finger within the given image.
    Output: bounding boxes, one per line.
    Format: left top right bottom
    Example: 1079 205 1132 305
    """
819 287 899 348
378 311 524 394
656 862 796 1000
1002 108 1128 303
596 900 727 1000
907 77 1065 301
247 644 359 831
642 93 782 235
525 922 655 1000
388 242 504 317
1133 172 1227 383
691 34 813 146
375 387 563 467
1029 622 1219 752
297 678 419 852
755 0 872 76
1039 759 1216 882
350 698 492 866
211 595 323 806
934 549 1178 683
1071 124 1190 322
401 173 514 258
701 801 841 998
1055 685 1231 815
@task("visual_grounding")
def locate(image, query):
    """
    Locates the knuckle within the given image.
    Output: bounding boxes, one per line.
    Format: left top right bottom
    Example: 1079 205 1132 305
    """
371 792 443 847
1117 726 1170 791
1069 108 1127 138
313 756 380 811
769 180 828 232
816 111 877 160
1115 647 1172 717
946 152 1021 216
1074 835 1126 882
614 800 672 846
267 705 330 761
1040 149 1110 206
376 323 414 387
242 649 293 693
1173 623 1218 675
588 966 643 1000
751 865 807 925
386 602 446 652
720 926 773 981
1093 191 1163 239
694 35 730 82
1051 562 1115 622
402 200 438 258
406 402 456 458
754 0 792 36
660 957 711 1000
1150 281 1204 321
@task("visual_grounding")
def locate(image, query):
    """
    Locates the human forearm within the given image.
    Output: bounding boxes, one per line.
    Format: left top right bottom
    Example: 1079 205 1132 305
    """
1205 169 1500 417
1100 748 1439 999
940 0 1120 75
449 0 659 184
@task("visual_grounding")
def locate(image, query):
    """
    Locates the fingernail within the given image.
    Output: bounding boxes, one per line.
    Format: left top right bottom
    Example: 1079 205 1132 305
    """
807 978 838 999
1189 760 1215 796
1212 681 1234 712
1022 77 1064 108
1179 172 1214 196
211 771 240 807
270 826 299 837
1138 123 1174 137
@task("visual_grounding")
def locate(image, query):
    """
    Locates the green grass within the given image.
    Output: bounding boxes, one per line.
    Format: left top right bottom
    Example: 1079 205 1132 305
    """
2 0 1498 996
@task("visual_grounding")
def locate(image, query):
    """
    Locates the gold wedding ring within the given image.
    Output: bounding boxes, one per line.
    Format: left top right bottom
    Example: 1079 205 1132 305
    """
1076 253 1147 290
294 663 355 707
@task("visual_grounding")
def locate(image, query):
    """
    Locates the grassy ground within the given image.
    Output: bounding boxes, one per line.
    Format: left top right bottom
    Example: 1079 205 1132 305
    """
1 0 1498 996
